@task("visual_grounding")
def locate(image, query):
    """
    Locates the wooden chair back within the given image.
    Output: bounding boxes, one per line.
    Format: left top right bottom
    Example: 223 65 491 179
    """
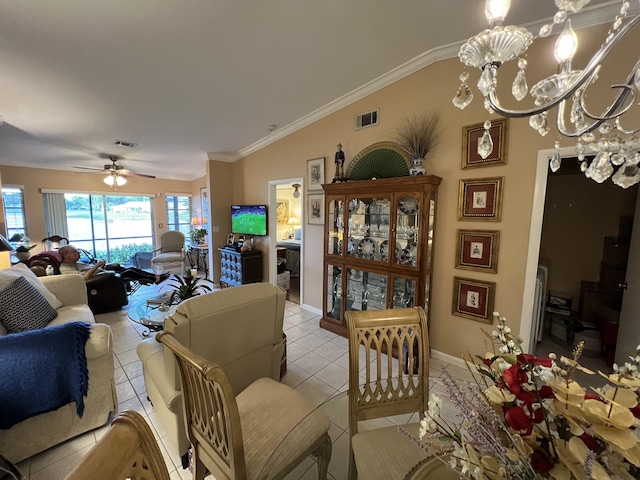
346 307 429 436
65 410 170 480
157 331 246 480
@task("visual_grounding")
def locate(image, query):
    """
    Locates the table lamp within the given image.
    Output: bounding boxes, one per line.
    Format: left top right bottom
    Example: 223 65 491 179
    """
287 217 299 239
0 234 13 269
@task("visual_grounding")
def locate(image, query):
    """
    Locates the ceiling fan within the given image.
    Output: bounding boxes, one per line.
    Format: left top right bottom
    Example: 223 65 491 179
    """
73 156 156 188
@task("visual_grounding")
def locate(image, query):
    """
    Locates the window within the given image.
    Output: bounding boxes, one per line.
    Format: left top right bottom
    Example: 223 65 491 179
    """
2 187 26 239
63 193 153 263
166 195 192 239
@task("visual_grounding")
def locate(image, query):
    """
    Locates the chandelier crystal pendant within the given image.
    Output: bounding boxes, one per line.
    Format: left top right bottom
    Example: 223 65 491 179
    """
453 0 640 188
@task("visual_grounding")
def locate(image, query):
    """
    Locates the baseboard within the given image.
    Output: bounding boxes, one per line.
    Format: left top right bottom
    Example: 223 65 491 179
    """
430 349 466 370
302 304 322 316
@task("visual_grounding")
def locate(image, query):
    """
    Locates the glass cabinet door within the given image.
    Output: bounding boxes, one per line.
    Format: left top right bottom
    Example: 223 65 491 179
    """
394 194 421 267
426 192 436 269
327 197 344 256
392 276 417 309
346 269 388 312
347 196 391 262
326 264 343 322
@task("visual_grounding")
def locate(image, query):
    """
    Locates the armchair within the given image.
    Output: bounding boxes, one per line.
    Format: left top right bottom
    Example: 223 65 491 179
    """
151 231 186 275
136 283 286 464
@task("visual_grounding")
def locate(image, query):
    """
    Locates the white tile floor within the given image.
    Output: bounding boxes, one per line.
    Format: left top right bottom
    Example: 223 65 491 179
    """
15 285 466 480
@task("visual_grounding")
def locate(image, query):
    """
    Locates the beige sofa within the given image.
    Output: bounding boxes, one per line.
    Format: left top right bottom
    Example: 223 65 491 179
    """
0 274 118 463
137 283 286 462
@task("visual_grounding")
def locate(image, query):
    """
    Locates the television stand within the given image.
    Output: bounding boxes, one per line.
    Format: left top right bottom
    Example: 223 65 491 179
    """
218 248 262 288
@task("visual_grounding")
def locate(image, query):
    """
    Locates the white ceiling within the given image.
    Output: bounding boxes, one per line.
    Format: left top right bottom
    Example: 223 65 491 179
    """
0 0 620 181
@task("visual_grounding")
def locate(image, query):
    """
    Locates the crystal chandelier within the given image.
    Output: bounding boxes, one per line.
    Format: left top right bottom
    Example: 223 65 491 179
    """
453 0 640 188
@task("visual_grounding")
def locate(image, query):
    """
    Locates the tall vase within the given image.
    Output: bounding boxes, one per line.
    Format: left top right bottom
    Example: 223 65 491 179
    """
409 158 426 176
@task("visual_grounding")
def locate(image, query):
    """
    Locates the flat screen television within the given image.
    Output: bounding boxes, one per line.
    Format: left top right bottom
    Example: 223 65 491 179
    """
231 204 268 236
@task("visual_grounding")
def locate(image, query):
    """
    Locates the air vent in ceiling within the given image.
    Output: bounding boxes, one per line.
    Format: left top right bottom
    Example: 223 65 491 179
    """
355 109 379 130
114 140 138 148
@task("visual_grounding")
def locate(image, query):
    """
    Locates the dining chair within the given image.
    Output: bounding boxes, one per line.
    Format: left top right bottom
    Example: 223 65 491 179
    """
65 410 170 480
152 230 186 275
346 307 431 480
157 331 332 480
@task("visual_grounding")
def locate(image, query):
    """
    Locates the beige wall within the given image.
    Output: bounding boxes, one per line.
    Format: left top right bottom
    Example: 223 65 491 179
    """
0 165 192 254
225 23 640 358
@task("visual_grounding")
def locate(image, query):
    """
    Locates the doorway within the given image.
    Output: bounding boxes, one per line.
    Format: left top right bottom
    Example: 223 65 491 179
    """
521 150 638 378
268 178 304 304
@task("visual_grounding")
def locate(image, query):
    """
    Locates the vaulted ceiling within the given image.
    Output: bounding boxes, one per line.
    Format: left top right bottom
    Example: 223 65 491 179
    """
0 0 619 180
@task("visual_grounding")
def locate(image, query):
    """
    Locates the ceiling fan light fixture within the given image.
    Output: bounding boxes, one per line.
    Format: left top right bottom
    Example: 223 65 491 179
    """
104 174 115 186
116 175 127 186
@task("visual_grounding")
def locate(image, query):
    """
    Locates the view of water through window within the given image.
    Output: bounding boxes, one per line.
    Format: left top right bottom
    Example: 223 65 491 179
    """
65 194 153 264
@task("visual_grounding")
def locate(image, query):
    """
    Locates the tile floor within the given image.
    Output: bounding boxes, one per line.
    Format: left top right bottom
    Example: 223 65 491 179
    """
15 285 468 480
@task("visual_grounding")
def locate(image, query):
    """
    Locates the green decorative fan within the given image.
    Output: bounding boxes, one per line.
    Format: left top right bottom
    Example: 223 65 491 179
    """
346 142 412 180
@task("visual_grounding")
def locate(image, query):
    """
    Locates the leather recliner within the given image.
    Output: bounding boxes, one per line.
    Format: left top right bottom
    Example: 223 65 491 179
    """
26 251 128 314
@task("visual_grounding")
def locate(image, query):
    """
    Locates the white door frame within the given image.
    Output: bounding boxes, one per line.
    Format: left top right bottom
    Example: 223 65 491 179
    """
268 178 304 300
520 147 563 352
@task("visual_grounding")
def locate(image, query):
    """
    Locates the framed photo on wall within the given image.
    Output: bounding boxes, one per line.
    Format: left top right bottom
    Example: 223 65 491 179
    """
458 177 503 221
455 229 500 273
308 194 324 225
462 118 508 169
307 157 325 191
276 199 290 224
452 276 496 323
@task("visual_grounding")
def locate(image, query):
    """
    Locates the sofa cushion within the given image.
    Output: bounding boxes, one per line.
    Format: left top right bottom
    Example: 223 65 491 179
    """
0 277 59 333
48 304 96 327
0 263 62 309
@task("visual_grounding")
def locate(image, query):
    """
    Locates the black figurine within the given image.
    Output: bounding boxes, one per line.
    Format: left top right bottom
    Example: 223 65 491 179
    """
332 143 346 183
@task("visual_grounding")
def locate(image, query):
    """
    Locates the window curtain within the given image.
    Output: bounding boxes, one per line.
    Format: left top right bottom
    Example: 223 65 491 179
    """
43 193 69 248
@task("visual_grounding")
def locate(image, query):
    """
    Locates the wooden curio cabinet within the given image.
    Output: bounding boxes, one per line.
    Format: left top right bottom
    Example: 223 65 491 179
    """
321 176 441 337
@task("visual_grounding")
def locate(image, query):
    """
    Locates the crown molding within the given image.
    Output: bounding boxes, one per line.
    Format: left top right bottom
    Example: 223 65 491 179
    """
221 2 629 162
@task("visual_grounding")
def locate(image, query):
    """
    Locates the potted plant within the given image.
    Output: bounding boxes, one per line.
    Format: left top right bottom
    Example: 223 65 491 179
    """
163 274 214 305
394 111 440 176
189 228 207 245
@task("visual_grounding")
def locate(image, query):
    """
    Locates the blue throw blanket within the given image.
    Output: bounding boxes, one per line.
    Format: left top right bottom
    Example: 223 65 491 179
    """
0 322 91 429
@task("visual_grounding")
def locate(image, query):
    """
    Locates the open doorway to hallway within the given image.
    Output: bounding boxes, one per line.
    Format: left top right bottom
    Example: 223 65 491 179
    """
268 179 303 304
531 159 638 387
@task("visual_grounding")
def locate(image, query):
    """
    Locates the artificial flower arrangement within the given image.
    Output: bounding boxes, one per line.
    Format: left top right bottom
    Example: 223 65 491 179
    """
417 312 640 480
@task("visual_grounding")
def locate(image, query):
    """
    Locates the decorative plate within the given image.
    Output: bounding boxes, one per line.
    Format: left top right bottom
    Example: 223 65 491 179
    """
348 237 357 255
345 142 412 180
357 238 377 260
401 243 418 266
380 240 389 262
399 197 419 215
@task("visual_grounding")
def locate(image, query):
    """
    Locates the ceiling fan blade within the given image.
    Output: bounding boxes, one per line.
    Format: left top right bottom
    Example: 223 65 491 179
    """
126 171 156 179
73 165 106 172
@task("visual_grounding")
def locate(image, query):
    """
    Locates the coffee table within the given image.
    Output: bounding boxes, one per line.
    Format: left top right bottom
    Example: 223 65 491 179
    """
128 300 177 336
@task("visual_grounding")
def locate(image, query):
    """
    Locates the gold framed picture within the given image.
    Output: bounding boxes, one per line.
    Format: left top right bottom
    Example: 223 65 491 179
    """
452 276 496 323
455 229 500 273
462 118 508 169
458 177 503 221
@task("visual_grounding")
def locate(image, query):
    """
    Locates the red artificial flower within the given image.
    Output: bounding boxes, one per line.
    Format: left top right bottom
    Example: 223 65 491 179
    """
538 385 554 399
505 405 533 435
517 353 553 368
504 364 529 395
530 448 554 475
630 403 640 419
585 393 604 402
580 432 601 452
